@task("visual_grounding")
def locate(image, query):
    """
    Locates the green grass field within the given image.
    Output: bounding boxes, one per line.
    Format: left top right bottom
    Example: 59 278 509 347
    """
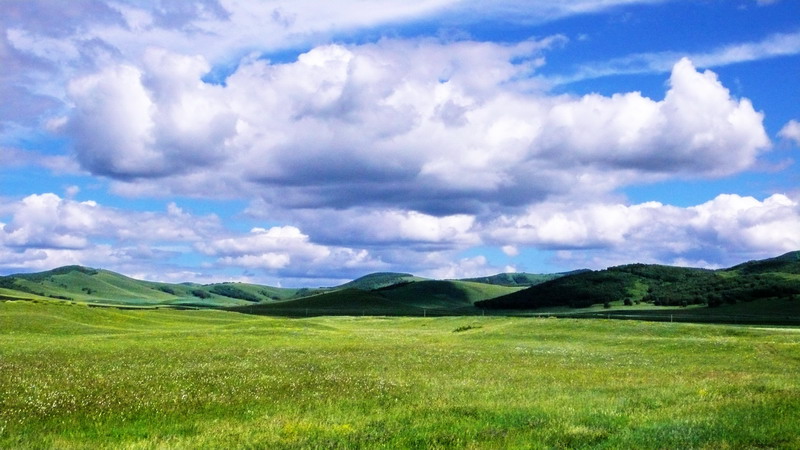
2 300 799 448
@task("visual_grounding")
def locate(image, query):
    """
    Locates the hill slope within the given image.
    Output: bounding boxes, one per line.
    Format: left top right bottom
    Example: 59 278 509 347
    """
477 251 800 311
0 266 311 307
336 272 426 290
2 252 798 322
728 250 800 275
459 271 578 287
231 280 523 316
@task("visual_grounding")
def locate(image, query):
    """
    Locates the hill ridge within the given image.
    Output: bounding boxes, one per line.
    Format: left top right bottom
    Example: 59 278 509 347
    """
1 252 799 322
477 252 800 311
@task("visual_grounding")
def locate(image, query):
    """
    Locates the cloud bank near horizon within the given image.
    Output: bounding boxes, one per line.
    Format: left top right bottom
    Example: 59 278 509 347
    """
1 191 797 284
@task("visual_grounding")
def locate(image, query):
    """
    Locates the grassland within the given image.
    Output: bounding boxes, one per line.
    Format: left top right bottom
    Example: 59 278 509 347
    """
2 300 799 448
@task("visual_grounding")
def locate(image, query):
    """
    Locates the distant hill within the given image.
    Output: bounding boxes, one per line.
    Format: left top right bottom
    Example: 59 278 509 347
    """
460 270 586 287
234 289 423 316
2 252 798 324
376 280 521 308
231 280 523 316
337 272 426 290
477 251 800 311
0 265 314 307
728 250 800 275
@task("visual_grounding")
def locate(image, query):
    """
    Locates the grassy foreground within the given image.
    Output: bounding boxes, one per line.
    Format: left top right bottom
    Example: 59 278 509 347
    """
1 301 799 448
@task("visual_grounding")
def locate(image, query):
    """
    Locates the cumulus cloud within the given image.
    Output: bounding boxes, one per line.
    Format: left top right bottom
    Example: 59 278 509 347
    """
0 193 219 275
1 0 446 138
7 1 770 215
779 119 800 145
486 193 800 267
196 226 386 279
537 58 767 176
421 254 503 279
0 193 219 249
255 206 481 249
1 190 797 282
198 226 332 269
66 45 767 217
0 193 385 282
67 49 237 178
0 0 123 131
0 147 81 173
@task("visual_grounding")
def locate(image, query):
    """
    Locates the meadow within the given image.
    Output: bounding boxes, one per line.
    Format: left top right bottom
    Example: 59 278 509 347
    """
1 300 799 448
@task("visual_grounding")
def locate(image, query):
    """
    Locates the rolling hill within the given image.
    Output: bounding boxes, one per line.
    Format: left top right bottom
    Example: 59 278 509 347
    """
337 272 426 290
476 251 800 312
1 252 799 323
0 265 314 308
231 280 524 316
461 270 583 286
0 266 540 313
0 265 524 313
728 250 800 275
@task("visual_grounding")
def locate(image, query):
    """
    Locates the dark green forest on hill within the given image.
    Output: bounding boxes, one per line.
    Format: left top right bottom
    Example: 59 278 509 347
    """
476 251 800 311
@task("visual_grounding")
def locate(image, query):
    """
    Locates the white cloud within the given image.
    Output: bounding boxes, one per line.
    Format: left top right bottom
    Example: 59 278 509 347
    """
485 193 800 268
538 58 767 176
0 193 223 248
262 206 480 248
67 49 237 178
0 193 389 283
1 0 662 69
419 254 498 279
779 119 800 145
690 193 800 253
455 0 667 23
65 47 767 217
2 193 99 249
197 226 329 266
1 191 797 282
691 30 800 67
196 226 386 275
565 30 800 82
0 193 218 273
0 147 81 173
501 245 519 257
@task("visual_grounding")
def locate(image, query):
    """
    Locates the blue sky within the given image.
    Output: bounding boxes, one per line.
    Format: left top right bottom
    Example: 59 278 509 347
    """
1 0 799 286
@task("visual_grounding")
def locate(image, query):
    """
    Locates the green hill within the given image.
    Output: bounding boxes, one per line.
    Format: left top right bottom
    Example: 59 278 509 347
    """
0 266 175 305
727 250 800 275
460 270 585 287
233 289 422 316
0 266 518 314
0 266 307 308
477 252 800 312
377 280 521 308
337 272 426 290
2 252 799 323
232 280 523 316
